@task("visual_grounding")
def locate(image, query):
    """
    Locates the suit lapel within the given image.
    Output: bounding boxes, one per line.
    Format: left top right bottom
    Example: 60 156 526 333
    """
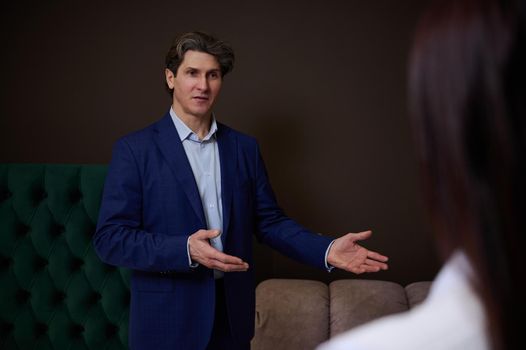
153 113 207 227
217 123 236 242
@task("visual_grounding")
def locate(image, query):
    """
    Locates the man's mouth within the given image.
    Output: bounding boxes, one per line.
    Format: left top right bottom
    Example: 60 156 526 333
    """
193 96 209 101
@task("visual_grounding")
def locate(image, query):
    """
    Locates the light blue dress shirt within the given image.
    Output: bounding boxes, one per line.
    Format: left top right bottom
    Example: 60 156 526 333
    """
170 108 224 277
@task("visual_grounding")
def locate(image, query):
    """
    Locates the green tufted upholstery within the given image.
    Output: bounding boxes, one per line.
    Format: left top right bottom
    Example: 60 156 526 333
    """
0 164 130 350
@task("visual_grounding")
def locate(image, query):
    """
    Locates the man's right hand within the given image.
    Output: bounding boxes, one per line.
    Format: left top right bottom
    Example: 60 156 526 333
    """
188 229 249 272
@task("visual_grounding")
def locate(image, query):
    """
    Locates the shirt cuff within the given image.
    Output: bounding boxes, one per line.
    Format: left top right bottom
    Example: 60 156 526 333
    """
325 239 336 272
187 236 199 268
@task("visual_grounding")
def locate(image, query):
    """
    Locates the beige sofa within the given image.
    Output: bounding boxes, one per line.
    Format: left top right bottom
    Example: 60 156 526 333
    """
251 279 432 350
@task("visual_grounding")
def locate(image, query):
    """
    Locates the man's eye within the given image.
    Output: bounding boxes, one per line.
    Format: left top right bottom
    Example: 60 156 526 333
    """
187 70 197 76
209 72 219 79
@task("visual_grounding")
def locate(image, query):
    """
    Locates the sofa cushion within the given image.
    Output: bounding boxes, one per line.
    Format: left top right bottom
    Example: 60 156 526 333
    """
252 279 329 350
405 281 432 308
329 279 410 337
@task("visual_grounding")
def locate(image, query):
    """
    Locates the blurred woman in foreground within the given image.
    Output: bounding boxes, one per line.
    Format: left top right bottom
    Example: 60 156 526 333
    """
318 0 525 349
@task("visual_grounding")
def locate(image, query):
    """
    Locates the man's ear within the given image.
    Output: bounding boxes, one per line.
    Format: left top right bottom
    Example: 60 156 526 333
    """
165 68 175 89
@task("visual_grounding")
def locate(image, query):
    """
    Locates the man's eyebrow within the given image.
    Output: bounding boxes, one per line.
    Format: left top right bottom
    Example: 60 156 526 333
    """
184 67 220 73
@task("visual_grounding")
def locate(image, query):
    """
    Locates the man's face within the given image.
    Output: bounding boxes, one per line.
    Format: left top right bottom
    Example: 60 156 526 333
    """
166 50 223 119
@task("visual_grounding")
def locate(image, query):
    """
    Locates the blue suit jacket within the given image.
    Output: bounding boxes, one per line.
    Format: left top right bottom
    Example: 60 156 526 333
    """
93 113 333 350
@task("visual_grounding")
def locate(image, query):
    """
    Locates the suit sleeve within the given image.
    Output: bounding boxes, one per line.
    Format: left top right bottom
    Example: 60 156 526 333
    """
93 138 192 273
253 142 333 270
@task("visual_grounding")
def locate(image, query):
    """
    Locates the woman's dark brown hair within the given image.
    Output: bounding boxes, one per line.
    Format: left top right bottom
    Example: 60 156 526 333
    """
409 0 525 348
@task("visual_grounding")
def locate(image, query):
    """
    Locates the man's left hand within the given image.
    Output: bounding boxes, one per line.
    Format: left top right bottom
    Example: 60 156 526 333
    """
327 230 389 274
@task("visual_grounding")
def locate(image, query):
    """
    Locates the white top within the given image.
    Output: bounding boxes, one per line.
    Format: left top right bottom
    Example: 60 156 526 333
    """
317 251 490 350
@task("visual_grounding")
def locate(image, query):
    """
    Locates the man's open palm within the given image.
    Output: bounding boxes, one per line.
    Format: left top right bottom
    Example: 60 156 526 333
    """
328 230 389 274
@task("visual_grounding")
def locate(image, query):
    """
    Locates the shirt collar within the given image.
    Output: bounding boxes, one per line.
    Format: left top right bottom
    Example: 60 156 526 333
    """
169 107 218 142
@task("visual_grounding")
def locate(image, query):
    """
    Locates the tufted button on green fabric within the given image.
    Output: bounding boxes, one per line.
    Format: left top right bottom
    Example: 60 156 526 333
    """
15 289 31 304
71 257 84 271
0 256 12 269
53 291 67 305
88 292 102 305
1 321 14 333
105 324 118 338
0 189 12 201
16 223 30 237
52 224 66 237
36 189 48 202
35 322 48 336
70 323 85 338
34 255 48 270
70 189 82 203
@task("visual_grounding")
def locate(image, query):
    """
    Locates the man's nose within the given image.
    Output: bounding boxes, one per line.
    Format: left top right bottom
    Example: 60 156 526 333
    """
197 76 209 91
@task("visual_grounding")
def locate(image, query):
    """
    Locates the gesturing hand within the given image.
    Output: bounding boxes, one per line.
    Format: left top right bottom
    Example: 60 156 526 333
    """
328 230 389 274
188 229 249 272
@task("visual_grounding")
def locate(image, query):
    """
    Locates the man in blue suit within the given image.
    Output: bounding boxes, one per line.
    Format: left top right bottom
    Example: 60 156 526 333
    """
93 31 389 350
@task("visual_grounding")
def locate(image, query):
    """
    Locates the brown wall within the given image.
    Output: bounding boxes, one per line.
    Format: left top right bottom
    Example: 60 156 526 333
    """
0 0 439 285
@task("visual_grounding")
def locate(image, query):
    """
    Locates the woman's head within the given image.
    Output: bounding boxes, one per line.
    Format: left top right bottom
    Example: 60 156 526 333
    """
409 0 525 348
